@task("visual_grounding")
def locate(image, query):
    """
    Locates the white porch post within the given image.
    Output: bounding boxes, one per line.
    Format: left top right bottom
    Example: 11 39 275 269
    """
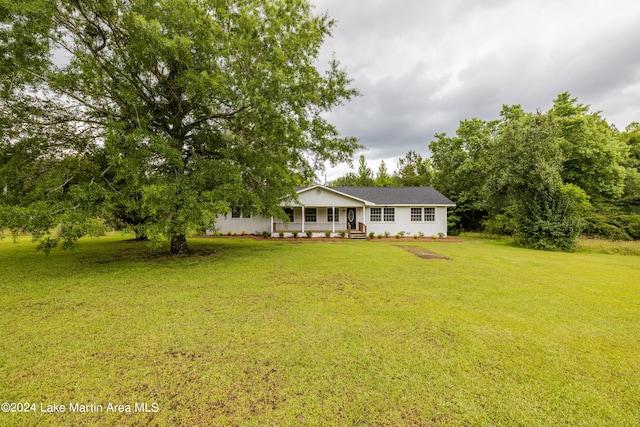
363 205 366 227
332 206 335 233
270 216 274 235
301 206 305 233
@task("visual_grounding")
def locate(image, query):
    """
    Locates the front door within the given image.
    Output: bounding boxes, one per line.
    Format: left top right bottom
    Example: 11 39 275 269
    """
346 208 357 230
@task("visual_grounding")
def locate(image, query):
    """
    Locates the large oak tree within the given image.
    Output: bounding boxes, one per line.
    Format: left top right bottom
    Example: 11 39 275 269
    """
0 0 359 253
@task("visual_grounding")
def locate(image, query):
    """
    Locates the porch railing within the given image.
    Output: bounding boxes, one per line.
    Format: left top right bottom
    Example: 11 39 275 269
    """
273 222 347 233
347 222 367 238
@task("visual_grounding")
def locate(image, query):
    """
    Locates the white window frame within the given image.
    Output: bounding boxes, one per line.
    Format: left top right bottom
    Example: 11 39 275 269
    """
327 207 339 222
305 208 317 223
383 207 395 222
370 207 382 222
411 208 422 222
284 208 295 222
232 209 250 219
424 207 435 222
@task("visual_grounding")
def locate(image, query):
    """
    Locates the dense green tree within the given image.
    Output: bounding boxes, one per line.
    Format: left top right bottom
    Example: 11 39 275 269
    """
485 107 585 250
430 119 494 231
429 93 637 243
0 0 359 253
620 122 640 210
548 93 630 239
551 93 627 201
374 160 394 187
0 1 90 245
393 150 432 187
614 123 640 238
329 172 358 186
355 154 374 186
0 139 110 249
329 154 373 186
624 122 640 167
331 151 431 188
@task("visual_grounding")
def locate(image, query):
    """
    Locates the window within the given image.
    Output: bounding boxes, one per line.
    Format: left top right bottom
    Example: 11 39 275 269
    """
327 208 339 222
371 207 395 222
370 208 381 222
284 208 294 222
383 207 395 222
305 208 317 222
424 208 435 222
231 209 250 219
410 207 435 222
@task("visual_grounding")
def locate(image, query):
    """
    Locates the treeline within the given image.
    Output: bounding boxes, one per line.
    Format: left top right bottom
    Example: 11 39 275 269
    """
330 151 432 187
330 93 640 249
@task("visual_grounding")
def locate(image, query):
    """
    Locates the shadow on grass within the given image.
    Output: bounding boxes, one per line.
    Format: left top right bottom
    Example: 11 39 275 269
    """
72 236 284 267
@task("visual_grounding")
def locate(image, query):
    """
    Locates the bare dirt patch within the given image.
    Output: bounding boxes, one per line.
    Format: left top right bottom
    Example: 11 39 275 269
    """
397 245 450 260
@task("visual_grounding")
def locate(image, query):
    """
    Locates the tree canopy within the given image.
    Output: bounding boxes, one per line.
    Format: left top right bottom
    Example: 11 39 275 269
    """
329 151 432 188
428 93 636 249
483 106 585 250
0 0 359 253
331 92 637 250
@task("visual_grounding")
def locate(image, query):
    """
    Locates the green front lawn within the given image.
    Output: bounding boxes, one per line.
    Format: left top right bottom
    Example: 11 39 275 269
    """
1 235 639 426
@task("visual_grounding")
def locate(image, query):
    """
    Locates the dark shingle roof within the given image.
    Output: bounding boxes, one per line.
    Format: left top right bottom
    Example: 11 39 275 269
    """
322 186 455 206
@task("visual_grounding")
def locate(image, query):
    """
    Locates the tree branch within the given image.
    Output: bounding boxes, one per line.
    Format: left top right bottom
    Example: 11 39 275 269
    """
186 105 250 132
50 175 75 195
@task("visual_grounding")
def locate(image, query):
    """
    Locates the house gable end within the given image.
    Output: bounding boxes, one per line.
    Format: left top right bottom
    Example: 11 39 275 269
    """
293 185 370 207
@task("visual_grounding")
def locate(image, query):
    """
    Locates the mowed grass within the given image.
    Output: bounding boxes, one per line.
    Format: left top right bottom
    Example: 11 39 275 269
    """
1 235 639 426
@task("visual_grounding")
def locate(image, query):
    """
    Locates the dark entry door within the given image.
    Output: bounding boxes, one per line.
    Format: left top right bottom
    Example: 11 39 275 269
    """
346 208 357 230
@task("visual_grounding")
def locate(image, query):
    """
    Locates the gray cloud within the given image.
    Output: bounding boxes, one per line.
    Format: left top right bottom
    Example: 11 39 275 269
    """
313 0 640 177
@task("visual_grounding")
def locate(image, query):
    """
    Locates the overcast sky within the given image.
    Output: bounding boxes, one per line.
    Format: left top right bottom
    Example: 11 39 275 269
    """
311 0 640 180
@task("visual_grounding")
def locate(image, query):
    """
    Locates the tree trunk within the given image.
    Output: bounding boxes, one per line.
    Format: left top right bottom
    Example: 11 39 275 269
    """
170 235 190 255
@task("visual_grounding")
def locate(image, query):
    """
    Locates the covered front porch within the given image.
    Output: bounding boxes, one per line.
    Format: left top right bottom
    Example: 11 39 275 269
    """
272 206 367 238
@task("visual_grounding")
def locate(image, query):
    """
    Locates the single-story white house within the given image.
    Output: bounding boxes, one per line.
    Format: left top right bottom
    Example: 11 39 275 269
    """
210 185 455 238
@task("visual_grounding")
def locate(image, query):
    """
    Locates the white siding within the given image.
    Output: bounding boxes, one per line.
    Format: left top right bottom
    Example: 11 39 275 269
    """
365 207 449 237
296 187 366 207
210 214 272 235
